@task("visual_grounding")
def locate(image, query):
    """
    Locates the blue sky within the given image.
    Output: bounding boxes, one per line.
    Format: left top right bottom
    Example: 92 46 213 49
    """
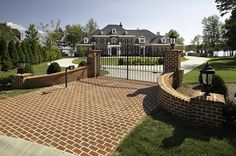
0 0 228 44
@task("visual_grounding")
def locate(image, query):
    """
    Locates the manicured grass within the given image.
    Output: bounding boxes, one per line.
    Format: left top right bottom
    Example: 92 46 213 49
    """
0 62 66 78
100 69 109 76
72 57 87 65
115 108 236 156
0 61 65 99
183 57 236 84
0 86 36 99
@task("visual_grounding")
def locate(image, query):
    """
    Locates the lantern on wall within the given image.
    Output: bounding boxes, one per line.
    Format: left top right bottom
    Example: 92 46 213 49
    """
200 62 215 96
170 33 177 50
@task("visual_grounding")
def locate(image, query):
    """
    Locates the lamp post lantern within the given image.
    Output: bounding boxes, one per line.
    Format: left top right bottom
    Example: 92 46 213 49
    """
170 33 177 50
18 59 25 74
92 42 96 50
200 62 215 96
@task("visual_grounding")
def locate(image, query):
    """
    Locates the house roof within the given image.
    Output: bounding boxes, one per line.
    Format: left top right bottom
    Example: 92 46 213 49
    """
79 24 170 44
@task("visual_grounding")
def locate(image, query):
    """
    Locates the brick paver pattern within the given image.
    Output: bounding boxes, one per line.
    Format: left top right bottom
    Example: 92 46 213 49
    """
0 77 159 156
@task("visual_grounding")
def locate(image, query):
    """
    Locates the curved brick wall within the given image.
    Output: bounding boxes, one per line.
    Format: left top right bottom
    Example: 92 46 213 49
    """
158 72 192 120
12 67 88 89
157 72 226 128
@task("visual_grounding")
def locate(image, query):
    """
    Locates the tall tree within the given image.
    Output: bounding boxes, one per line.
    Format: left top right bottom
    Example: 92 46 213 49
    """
64 24 85 51
0 24 15 41
39 19 64 47
166 29 184 44
191 35 203 52
215 0 236 16
202 15 222 55
215 0 236 51
84 18 98 37
223 10 236 51
8 40 18 66
16 42 24 61
0 38 12 71
21 41 30 63
25 24 40 45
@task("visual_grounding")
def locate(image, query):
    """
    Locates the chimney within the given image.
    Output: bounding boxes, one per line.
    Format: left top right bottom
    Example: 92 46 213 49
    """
119 22 123 28
156 32 160 36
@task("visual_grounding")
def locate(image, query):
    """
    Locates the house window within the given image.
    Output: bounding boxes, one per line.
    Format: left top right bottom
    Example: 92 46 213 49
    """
139 36 145 43
111 37 118 44
84 38 89 43
161 38 166 43
112 28 117 34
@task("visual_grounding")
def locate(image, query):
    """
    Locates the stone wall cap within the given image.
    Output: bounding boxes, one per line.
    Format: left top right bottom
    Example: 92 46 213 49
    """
191 92 225 103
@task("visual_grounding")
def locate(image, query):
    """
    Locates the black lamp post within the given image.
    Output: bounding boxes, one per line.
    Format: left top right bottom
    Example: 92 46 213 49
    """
65 65 75 88
170 33 177 50
200 62 215 96
18 59 25 74
92 42 96 50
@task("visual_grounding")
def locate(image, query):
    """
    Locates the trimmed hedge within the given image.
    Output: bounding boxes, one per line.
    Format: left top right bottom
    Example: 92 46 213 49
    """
78 61 86 67
47 62 61 74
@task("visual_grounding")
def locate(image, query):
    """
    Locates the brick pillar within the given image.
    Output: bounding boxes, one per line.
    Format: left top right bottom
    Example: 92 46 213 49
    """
87 50 101 78
11 73 32 88
164 50 181 73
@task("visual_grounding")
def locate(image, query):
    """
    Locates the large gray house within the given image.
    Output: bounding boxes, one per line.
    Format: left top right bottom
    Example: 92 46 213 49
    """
77 23 177 56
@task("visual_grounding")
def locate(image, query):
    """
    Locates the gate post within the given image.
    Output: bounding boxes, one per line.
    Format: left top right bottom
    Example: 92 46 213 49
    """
87 50 101 78
163 50 183 88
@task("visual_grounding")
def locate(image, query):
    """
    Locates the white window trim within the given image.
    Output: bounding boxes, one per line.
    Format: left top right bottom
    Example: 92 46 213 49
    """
112 28 117 34
161 38 166 43
84 38 89 43
139 36 145 43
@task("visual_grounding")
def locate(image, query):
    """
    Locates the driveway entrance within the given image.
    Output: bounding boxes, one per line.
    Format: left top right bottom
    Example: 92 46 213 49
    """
0 77 159 156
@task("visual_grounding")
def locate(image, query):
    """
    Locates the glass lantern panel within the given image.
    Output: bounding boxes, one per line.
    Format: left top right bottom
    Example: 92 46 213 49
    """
208 74 213 84
202 73 207 84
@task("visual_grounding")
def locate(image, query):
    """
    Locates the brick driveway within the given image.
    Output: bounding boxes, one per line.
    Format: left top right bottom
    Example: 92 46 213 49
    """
0 77 159 156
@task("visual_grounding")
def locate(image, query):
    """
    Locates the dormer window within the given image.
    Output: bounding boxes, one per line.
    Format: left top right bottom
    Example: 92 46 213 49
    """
161 37 166 43
100 31 103 35
124 31 128 35
112 28 116 34
139 36 145 43
84 38 89 43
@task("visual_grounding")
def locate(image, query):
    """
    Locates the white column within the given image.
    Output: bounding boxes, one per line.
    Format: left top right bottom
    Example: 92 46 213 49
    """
117 46 121 56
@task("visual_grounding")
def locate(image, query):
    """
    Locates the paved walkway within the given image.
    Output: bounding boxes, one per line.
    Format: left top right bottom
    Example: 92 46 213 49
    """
102 56 209 81
49 58 77 67
0 135 74 156
0 77 159 156
181 56 209 74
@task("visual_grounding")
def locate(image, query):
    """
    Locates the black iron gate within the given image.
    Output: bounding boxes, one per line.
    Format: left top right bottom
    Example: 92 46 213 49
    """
100 45 164 82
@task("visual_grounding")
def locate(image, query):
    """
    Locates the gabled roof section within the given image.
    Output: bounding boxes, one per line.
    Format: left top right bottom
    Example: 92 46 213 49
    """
93 24 126 35
127 29 157 44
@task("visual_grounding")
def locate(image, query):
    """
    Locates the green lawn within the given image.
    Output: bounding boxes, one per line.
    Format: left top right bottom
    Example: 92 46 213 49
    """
0 61 65 99
183 57 236 84
115 108 236 156
0 87 36 99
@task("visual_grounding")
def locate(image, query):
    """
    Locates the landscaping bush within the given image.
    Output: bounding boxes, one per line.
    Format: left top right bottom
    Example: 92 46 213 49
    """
17 63 34 74
78 61 86 67
47 62 61 74
158 57 164 65
199 74 228 97
118 58 124 65
0 76 11 86
222 99 236 124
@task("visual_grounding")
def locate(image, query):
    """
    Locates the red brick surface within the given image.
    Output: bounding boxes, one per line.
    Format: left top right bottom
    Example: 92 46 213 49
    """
158 72 225 128
0 77 159 156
